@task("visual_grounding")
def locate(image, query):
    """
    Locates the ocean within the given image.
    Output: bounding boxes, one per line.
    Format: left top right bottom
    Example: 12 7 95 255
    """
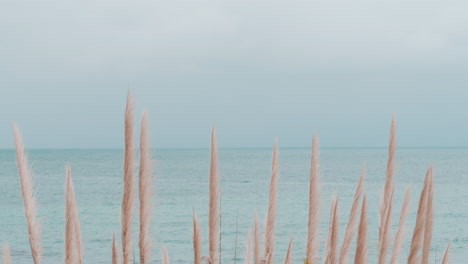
0 148 466 263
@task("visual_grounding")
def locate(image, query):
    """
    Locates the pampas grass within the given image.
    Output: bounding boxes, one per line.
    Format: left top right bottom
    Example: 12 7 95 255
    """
338 167 364 264
13 124 42 264
161 245 170 264
378 185 395 264
64 165 82 264
283 236 293 264
323 196 338 264
441 241 451 264
2 244 11 264
209 126 220 264
121 92 136 264
253 212 260 264
306 135 320 264
407 164 432 264
388 186 411 264
422 170 434 264
264 139 279 264
193 212 202 264
112 231 119 264
378 116 396 264
354 195 368 264
5 96 455 264
138 111 154 264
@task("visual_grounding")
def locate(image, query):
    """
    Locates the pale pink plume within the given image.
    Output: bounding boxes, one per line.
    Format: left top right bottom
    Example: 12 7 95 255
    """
378 186 395 264
263 139 279 264
283 236 293 264
388 186 411 264
440 241 451 264
161 245 170 264
421 170 434 264
243 229 252 264
13 124 42 264
253 212 260 264
112 231 119 264
306 135 320 264
407 165 432 264
2 244 11 264
139 111 155 264
378 116 396 264
338 167 365 264
354 195 368 264
121 92 136 264
64 165 83 264
323 196 338 264
208 126 220 264
193 212 202 264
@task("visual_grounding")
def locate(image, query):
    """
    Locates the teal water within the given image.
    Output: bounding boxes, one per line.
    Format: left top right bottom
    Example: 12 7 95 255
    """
0 148 466 263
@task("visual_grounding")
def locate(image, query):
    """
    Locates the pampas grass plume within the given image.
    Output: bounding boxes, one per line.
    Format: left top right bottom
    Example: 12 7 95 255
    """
421 170 434 264
283 236 293 264
112 231 119 264
378 117 396 264
2 244 11 264
354 195 368 264
388 186 411 264
64 165 82 264
139 111 154 264
13 124 42 264
407 164 432 264
121 92 136 264
193 212 202 264
338 167 364 264
264 139 279 264
441 241 451 264
306 135 320 264
323 196 338 264
209 126 220 264
161 245 170 264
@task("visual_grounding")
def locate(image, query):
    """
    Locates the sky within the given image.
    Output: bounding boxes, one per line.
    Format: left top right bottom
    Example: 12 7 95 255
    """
1 0 467 148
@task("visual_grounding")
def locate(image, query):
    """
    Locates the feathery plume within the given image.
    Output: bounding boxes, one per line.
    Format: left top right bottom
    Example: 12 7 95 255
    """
139 111 154 264
193 212 202 264
306 135 320 264
378 185 395 264
440 241 451 264
421 170 434 264
283 236 293 264
161 245 170 264
264 139 279 264
121 92 135 264
354 195 368 264
378 116 396 264
389 186 411 264
13 124 42 264
324 196 338 264
338 167 365 264
407 165 432 264
64 165 82 264
243 229 252 264
2 244 11 264
112 231 119 264
209 126 220 264
253 212 260 264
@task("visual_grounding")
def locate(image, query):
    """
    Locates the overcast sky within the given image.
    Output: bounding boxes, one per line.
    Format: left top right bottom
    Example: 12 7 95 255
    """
1 0 467 148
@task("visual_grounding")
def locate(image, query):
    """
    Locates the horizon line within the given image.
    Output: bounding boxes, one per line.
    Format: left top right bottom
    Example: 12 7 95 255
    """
2 146 468 150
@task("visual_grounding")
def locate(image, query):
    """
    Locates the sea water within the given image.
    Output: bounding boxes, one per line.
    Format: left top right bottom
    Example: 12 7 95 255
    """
0 148 466 263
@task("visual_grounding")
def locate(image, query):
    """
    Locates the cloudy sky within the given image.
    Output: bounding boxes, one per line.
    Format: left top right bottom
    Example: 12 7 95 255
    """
1 0 467 148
